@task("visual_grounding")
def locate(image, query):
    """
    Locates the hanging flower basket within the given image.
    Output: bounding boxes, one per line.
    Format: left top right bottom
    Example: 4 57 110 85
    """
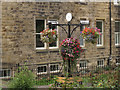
40 28 57 43
81 27 101 44
60 37 84 70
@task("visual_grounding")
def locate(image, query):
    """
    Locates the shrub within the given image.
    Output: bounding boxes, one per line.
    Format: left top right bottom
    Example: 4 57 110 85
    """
9 66 35 89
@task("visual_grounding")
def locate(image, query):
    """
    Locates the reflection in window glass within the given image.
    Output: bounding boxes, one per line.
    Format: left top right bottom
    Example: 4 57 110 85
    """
36 20 45 48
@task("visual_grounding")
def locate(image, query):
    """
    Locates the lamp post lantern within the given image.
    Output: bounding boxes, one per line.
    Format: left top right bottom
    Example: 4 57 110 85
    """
66 13 72 22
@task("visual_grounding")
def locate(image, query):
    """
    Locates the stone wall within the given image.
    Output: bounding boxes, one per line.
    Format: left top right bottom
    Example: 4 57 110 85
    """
1 2 120 76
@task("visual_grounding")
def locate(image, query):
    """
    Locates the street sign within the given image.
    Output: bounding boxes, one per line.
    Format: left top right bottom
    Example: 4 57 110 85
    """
80 20 89 24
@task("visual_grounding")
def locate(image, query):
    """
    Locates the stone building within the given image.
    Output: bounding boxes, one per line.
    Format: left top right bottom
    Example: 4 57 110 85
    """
0 1 120 78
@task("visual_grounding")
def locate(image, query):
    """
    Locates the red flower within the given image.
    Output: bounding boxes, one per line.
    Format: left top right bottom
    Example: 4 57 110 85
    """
64 57 66 60
77 45 79 48
52 31 55 35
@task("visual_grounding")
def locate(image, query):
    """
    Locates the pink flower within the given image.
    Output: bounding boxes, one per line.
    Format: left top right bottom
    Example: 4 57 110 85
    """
68 54 70 57
97 29 100 32
99 32 102 35
76 51 79 53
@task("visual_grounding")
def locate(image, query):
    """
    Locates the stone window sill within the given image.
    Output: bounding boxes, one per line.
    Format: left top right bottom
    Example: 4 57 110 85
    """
115 45 120 48
97 46 105 49
36 48 59 53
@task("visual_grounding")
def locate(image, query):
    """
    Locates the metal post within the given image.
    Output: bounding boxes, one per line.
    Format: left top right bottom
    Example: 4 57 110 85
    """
18 63 20 73
68 22 71 38
67 22 72 77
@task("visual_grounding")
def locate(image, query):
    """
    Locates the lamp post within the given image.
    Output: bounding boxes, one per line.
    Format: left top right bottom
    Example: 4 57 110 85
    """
47 13 88 77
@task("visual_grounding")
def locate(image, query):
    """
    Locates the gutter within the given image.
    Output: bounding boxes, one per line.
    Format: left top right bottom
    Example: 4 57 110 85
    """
108 0 112 65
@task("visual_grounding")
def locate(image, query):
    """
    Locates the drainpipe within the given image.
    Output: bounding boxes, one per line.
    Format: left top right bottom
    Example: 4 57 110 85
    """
108 0 112 65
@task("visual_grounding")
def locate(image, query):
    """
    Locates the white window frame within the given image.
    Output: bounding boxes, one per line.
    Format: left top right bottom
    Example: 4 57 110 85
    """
115 21 120 46
96 20 104 46
35 19 47 50
80 25 85 47
48 20 59 49
115 32 120 45
0 69 11 78
97 59 104 67
49 64 60 73
79 61 87 69
114 0 119 5
37 65 47 75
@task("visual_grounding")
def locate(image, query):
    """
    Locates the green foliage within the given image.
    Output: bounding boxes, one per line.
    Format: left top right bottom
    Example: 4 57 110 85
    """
35 77 54 85
90 70 119 88
50 67 119 88
9 66 35 89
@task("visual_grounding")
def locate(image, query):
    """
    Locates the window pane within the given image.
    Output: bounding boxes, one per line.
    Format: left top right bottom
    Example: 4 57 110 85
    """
0 70 2 77
85 63 86 67
80 63 84 67
118 32 120 44
96 21 102 32
48 20 58 48
100 35 102 44
116 58 120 63
36 34 44 47
8 70 10 76
118 21 120 32
36 20 45 48
36 20 44 33
2 71 4 77
80 61 87 68
115 32 120 45
49 42 57 47
50 65 59 71
38 66 46 73
115 22 120 32
80 25 84 46
4 70 7 77
97 61 100 65
80 36 83 46
80 25 84 31
115 33 117 44
96 21 103 45
97 60 104 66
43 66 46 72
